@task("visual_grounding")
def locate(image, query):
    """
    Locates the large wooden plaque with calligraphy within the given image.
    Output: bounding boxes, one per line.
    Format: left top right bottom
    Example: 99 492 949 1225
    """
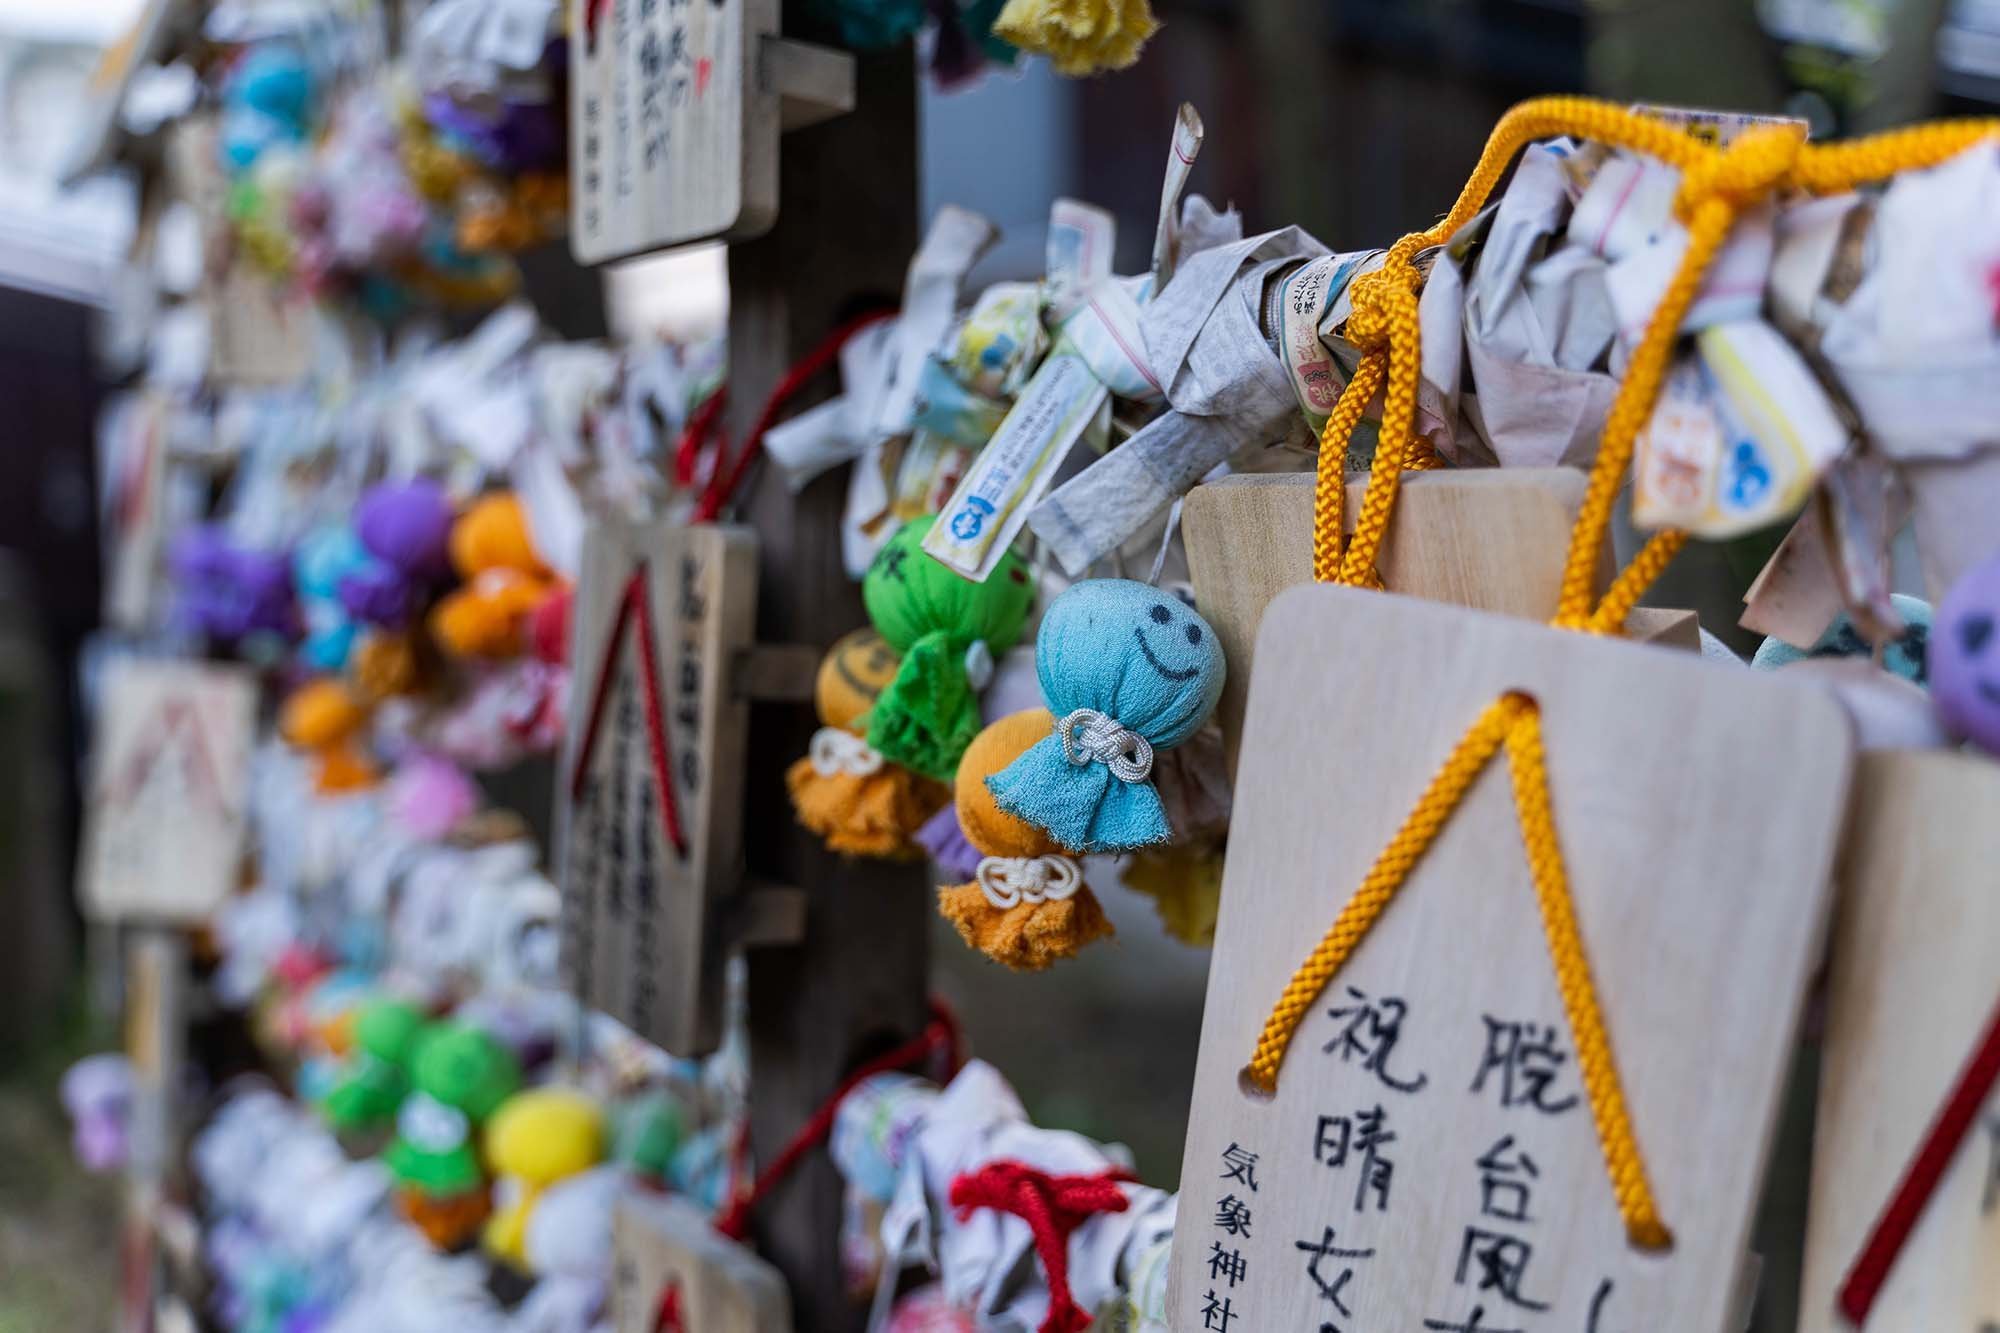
570 0 776 261
1796 750 2000 1331
1169 586 1852 1333
611 1192 791 1333
79 659 256 923
559 518 757 1056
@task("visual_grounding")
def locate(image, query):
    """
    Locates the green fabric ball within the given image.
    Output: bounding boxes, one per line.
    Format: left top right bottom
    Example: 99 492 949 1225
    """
320 1056 408 1133
861 516 1035 780
355 998 427 1063
408 1023 520 1121
613 1090 687 1180
385 1090 484 1195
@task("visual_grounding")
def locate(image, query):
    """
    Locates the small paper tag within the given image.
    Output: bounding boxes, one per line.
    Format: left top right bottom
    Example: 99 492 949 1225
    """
1277 255 1348 432
923 350 1109 581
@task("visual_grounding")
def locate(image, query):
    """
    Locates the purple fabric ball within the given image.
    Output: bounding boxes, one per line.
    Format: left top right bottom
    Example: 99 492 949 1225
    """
355 479 453 580
916 803 983 880
171 527 300 642
169 525 234 585
226 547 303 639
1932 552 2000 756
422 93 563 173
337 562 418 628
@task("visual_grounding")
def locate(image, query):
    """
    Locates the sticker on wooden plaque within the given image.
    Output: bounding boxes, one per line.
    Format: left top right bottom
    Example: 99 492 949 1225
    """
79 659 255 924
611 1192 791 1333
559 519 756 1056
1169 586 1853 1333
1796 750 2000 1331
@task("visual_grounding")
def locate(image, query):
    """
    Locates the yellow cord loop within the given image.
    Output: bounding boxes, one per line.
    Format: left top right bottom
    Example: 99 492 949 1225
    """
1260 99 2000 1254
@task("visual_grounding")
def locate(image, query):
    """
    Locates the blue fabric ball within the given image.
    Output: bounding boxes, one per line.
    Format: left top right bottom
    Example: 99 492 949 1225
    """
987 579 1225 852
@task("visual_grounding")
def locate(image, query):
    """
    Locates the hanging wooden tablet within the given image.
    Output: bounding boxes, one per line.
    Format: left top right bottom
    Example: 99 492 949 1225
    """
558 518 757 1056
569 0 854 262
1796 750 2000 1331
611 1192 791 1333
79 659 256 924
1169 585 1852 1332
1184 470 1605 774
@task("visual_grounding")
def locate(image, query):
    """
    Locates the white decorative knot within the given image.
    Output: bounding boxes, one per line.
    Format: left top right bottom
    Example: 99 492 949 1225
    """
1056 707 1154 784
975 854 1083 909
809 726 884 777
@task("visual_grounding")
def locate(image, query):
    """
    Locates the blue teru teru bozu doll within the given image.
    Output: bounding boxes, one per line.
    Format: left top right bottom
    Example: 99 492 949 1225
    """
987 579 1225 853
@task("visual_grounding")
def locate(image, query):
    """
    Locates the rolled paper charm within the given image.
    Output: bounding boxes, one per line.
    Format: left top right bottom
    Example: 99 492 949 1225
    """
988 580 1225 853
937 707 1114 970
974 853 1083 909
860 517 1036 782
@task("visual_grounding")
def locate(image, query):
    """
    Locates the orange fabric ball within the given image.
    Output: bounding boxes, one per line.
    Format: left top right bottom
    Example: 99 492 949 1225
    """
954 708 1062 858
450 493 548 579
280 679 370 749
431 570 550 658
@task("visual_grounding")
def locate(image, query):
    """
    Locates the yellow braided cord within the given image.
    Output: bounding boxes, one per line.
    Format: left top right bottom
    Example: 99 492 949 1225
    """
1311 352 1386 583
1241 694 1523 1095
1255 100 2000 1252
1501 699 1672 1248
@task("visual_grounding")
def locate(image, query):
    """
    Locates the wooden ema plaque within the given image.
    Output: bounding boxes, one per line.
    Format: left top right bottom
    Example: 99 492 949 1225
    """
1169 586 1852 1332
79 659 256 923
560 519 757 1056
611 1192 791 1333
1182 470 1710 776
1797 750 2000 1331
569 0 853 262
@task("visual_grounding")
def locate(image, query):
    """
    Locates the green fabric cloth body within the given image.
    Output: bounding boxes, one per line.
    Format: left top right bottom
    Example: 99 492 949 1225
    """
861 516 1035 780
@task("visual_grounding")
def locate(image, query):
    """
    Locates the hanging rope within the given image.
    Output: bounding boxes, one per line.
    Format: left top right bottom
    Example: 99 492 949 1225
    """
1838 992 2000 1323
690 309 896 523
1255 97 2000 1253
712 1001 961 1240
651 1282 686 1333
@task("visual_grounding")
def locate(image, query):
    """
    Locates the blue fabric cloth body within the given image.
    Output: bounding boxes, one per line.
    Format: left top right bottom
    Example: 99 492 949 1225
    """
988 579 1224 852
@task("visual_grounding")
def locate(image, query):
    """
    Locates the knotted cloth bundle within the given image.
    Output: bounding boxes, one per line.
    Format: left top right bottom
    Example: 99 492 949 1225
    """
787 628 950 858
862 516 1037 782
938 708 1114 970
988 579 1224 852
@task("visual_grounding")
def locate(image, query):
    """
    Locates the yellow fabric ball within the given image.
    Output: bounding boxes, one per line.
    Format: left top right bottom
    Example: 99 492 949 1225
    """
485 1087 605 1184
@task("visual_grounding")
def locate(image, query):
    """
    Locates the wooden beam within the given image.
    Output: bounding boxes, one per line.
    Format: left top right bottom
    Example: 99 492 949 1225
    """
729 40 927 1332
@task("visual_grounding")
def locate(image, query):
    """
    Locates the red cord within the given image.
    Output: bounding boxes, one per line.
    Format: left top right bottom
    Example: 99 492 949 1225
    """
675 387 730 488
566 564 689 858
690 309 896 524
713 1000 960 1240
1838 991 2000 1323
948 1162 1135 1333
651 1281 685 1333
583 0 613 49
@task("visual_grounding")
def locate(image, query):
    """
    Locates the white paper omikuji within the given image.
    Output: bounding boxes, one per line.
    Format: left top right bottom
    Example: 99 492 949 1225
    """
1453 141 1620 469
1028 222 1323 577
874 1060 1174 1332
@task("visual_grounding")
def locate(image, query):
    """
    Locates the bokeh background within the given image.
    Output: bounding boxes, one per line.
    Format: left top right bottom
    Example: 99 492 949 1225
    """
0 0 1989 1326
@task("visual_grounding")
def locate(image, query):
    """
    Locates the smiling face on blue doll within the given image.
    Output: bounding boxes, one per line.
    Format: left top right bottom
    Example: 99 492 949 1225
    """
1036 579 1225 749
1135 599 1208 683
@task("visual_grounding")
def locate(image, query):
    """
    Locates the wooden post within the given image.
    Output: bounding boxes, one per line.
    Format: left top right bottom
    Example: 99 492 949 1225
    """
121 927 187 1333
728 41 928 1332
